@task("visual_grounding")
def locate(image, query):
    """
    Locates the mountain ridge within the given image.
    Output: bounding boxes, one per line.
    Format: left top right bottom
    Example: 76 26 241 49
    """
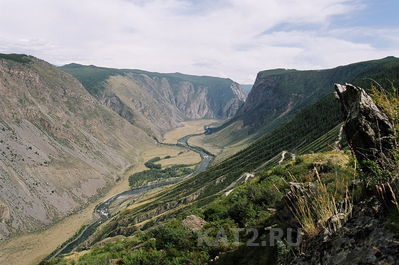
204 56 399 148
59 64 246 140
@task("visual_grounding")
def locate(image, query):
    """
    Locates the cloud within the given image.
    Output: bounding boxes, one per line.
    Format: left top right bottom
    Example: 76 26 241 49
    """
0 0 398 83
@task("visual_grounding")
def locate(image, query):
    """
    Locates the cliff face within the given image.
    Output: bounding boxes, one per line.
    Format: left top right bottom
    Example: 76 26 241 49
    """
60 65 246 139
205 57 399 147
0 56 153 240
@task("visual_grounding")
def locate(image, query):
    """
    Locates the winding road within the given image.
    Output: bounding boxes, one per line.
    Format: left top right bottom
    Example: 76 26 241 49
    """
49 133 213 258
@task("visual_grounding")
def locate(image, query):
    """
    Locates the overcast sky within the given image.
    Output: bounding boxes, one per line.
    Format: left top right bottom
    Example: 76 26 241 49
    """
0 0 398 83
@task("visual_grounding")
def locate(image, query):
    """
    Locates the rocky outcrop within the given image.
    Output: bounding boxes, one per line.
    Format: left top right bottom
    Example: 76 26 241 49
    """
335 83 397 175
0 201 10 223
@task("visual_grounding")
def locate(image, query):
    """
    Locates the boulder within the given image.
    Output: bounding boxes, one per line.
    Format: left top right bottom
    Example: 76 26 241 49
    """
182 215 207 232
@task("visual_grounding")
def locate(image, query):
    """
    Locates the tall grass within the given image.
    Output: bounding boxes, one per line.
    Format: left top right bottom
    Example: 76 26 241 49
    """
370 84 398 128
287 168 352 237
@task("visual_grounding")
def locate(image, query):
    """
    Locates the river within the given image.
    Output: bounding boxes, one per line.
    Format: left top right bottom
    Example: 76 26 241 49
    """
49 133 213 258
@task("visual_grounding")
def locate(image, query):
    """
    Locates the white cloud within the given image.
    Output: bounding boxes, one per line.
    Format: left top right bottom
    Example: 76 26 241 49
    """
0 0 398 83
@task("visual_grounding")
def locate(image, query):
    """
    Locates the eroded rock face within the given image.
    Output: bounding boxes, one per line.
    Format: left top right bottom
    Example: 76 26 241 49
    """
335 83 397 174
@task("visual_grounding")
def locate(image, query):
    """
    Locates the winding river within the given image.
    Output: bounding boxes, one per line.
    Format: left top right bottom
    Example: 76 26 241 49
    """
49 133 213 258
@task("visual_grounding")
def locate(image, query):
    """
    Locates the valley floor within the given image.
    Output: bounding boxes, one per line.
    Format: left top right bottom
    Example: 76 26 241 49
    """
0 120 215 265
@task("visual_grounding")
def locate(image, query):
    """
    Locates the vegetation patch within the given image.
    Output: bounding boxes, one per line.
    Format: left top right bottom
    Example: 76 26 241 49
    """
144 157 162 169
129 163 194 188
0 53 31 64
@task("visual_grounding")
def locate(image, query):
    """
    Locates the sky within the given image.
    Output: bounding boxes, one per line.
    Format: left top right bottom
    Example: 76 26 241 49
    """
0 0 398 84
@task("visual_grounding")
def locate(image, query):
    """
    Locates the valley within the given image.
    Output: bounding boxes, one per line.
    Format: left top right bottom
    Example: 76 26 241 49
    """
0 120 217 265
50 127 215 259
0 54 398 265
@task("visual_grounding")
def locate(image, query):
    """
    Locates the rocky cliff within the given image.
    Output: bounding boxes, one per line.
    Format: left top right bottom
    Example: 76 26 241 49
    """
0 55 153 240
60 64 246 140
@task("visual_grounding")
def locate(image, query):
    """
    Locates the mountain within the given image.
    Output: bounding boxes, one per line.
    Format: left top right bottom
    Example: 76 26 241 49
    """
59 64 246 139
0 54 154 240
205 56 399 147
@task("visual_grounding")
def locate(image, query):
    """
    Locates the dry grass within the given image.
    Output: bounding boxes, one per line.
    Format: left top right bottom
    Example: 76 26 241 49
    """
287 168 353 237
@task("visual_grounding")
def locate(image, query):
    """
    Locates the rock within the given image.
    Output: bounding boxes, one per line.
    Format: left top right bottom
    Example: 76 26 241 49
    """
0 200 10 222
335 83 397 175
108 259 124 265
62 64 246 139
182 215 207 232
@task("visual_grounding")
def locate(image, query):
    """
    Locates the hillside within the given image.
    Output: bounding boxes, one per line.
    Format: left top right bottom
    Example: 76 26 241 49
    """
205 56 399 147
0 54 154 240
59 64 246 139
